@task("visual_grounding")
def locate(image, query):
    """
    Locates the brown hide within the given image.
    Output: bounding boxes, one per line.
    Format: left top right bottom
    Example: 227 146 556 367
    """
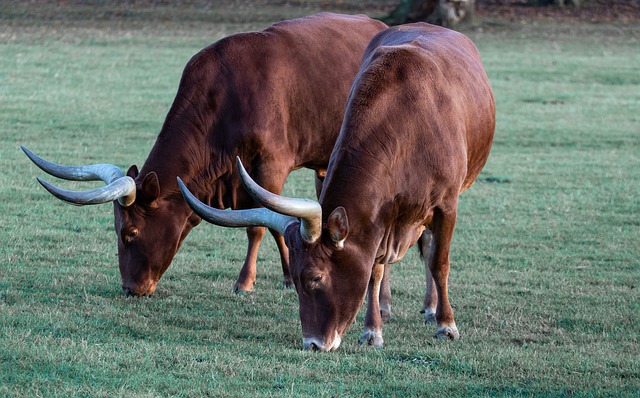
116 13 387 295
284 23 495 350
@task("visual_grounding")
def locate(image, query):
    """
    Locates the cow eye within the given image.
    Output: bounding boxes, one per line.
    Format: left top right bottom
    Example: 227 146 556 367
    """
307 273 324 290
122 227 139 245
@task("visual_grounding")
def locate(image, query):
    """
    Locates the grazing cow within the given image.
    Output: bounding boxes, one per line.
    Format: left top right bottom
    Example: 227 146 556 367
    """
22 13 387 296
179 22 495 350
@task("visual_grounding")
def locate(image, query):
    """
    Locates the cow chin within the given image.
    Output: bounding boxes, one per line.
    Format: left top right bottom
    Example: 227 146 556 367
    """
122 279 158 297
303 331 342 352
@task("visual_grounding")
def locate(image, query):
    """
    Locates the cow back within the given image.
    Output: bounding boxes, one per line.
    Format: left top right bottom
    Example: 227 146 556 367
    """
320 23 495 262
141 13 388 200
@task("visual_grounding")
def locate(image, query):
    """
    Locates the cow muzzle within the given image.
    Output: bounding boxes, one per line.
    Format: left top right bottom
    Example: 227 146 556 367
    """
302 332 342 352
122 280 158 297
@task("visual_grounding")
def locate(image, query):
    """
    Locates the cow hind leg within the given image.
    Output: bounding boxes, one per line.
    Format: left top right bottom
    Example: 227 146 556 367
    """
420 230 437 324
380 264 392 323
234 226 266 293
359 262 385 348
269 228 292 288
427 208 460 340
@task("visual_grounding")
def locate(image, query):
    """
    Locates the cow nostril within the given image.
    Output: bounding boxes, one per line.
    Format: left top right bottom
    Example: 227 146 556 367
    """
303 340 321 351
303 338 326 351
122 286 136 296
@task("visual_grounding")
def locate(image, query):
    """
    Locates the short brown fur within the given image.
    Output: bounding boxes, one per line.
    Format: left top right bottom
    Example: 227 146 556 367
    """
284 23 495 349
27 13 387 296
117 13 387 295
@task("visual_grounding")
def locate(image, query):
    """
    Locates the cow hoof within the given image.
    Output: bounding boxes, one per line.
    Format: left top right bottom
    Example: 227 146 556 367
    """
358 329 383 348
380 303 391 323
233 278 255 294
380 309 391 324
233 283 254 295
423 308 437 324
434 325 460 341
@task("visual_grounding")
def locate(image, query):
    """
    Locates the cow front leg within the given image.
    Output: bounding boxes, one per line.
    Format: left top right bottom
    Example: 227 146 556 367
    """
269 228 292 288
245 162 292 290
380 264 392 323
428 208 460 340
359 262 385 347
234 226 266 293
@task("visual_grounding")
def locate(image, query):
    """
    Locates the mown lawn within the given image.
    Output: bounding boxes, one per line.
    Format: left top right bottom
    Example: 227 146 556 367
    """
1 2 638 397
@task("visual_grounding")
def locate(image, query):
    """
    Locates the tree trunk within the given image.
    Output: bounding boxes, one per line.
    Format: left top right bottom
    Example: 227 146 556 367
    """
381 0 476 27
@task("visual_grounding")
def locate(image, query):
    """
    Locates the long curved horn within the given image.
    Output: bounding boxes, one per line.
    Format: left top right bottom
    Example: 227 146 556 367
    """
37 176 136 207
177 177 296 235
236 157 322 243
21 146 136 207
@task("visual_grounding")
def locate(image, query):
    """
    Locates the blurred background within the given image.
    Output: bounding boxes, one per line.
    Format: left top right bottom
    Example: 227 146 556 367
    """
1 1 638 29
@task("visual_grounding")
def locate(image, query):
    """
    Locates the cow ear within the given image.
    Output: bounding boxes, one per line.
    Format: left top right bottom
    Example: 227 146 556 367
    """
126 165 139 179
140 171 160 202
327 206 349 250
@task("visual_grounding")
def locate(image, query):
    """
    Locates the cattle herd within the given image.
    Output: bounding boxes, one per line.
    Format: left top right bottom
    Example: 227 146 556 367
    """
23 12 495 351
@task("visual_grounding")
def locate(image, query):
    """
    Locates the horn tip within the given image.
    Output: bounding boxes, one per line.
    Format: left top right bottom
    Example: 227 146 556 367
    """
34 177 72 205
35 177 57 195
21 145 34 158
176 176 186 191
176 177 194 201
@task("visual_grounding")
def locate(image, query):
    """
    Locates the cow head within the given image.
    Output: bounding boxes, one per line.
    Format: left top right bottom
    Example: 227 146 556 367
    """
22 146 195 296
284 209 371 351
114 165 197 296
178 158 371 351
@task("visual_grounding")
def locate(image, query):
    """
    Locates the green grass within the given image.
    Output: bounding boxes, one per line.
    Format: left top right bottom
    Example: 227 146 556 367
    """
1 3 639 397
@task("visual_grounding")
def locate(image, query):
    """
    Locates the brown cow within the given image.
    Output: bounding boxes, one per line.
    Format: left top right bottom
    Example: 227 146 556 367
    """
22 13 387 296
179 22 495 350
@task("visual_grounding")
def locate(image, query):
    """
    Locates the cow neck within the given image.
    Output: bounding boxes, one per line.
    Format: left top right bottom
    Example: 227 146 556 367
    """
139 135 231 208
139 49 228 208
319 141 432 266
320 172 387 259
320 175 422 267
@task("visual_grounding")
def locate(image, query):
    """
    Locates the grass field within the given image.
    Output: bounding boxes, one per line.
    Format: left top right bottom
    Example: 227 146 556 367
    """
1 2 639 397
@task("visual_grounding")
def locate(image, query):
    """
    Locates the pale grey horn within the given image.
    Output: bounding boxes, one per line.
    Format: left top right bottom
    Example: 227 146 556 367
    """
177 177 296 235
21 146 136 207
235 157 322 243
